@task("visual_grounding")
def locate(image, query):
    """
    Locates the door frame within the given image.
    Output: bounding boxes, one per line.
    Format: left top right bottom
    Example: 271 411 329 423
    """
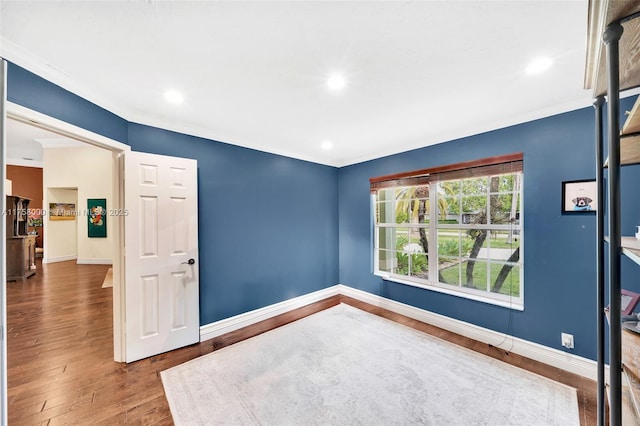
1 59 8 426
6 101 130 362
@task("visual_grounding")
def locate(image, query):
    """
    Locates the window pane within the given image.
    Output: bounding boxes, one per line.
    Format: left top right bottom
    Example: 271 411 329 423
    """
409 253 429 279
489 174 521 225
459 177 487 225
404 227 428 254
379 186 432 225
411 185 430 225
491 174 520 193
438 229 463 257
395 251 410 276
487 232 520 262
440 196 460 223
438 256 460 286
490 264 521 297
466 229 490 259
394 203 412 224
461 195 487 224
438 181 460 223
377 227 396 250
394 188 412 224
489 193 515 224
380 248 425 278
376 189 395 223
393 227 410 252
462 177 488 195
377 249 395 274
461 260 489 291
439 181 460 196
438 228 461 286
470 231 518 262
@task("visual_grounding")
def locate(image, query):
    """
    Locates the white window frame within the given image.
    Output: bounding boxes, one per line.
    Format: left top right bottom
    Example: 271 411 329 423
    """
372 155 524 310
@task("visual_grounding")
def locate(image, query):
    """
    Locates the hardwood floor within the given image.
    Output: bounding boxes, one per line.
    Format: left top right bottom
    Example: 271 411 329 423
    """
7 260 597 425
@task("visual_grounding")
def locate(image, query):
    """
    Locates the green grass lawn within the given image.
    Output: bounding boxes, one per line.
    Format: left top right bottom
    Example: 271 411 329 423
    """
439 260 520 297
392 231 520 298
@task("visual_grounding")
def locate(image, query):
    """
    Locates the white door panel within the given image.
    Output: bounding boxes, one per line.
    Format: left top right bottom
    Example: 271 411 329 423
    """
124 151 199 362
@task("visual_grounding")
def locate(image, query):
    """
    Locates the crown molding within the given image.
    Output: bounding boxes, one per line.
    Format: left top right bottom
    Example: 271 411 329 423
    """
1 36 130 122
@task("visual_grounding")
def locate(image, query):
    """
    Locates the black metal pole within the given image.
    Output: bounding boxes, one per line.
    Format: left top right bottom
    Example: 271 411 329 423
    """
594 95 606 426
603 21 624 426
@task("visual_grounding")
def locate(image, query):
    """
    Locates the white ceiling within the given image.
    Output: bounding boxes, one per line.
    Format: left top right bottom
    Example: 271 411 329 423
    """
5 118 87 168
1 1 595 167
6 118 47 167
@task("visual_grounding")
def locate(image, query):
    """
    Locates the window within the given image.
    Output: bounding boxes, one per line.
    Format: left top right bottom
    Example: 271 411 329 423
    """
372 154 523 309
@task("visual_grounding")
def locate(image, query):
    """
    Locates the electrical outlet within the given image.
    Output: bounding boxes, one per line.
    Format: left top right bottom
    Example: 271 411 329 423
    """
561 333 574 349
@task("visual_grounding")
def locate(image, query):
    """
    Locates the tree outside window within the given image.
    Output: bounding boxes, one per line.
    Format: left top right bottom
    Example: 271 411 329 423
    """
373 156 523 309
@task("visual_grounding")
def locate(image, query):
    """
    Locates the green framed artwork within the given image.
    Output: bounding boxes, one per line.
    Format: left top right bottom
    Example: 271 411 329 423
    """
88 198 107 238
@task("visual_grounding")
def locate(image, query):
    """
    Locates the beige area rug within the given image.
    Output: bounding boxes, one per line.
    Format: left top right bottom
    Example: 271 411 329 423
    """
101 268 113 288
161 304 579 425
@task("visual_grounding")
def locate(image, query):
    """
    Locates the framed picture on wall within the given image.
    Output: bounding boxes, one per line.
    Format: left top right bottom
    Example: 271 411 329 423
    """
49 203 76 221
87 198 107 238
561 179 597 214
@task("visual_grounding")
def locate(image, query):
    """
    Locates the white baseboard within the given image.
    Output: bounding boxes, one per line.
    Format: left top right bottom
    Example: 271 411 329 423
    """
199 283 599 380
76 258 113 265
43 255 78 264
336 284 600 381
200 286 341 342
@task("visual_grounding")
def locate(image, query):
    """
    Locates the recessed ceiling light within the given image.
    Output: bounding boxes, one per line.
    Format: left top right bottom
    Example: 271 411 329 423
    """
321 141 333 150
164 89 184 104
526 56 553 75
326 73 346 91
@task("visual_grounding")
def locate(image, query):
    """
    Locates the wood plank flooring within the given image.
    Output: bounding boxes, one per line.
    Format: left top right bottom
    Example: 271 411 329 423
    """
7 260 597 425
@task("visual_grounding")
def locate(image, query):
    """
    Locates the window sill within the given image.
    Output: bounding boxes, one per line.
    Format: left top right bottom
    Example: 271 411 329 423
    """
374 272 524 311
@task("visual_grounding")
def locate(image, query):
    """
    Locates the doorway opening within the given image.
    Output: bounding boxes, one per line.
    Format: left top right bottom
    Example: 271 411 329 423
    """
6 101 130 361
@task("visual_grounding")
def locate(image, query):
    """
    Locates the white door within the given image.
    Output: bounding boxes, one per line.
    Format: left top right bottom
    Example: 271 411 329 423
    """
124 151 199 362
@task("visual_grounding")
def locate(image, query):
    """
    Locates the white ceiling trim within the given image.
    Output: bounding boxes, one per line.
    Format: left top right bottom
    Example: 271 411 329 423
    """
0 1 605 168
335 95 597 167
2 38 341 165
7 101 131 153
0 36 128 121
0 46 601 168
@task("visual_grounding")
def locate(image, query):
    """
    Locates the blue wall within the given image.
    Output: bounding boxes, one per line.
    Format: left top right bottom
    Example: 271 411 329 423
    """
127 124 339 323
7 63 128 143
8 60 640 360
7 63 339 325
338 98 640 359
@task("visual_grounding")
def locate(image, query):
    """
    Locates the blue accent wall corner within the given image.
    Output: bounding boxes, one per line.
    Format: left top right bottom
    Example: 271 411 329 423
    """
127 123 340 324
337 97 639 360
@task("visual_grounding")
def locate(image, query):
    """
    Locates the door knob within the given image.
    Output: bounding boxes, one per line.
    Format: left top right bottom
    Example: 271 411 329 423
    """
181 258 195 265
